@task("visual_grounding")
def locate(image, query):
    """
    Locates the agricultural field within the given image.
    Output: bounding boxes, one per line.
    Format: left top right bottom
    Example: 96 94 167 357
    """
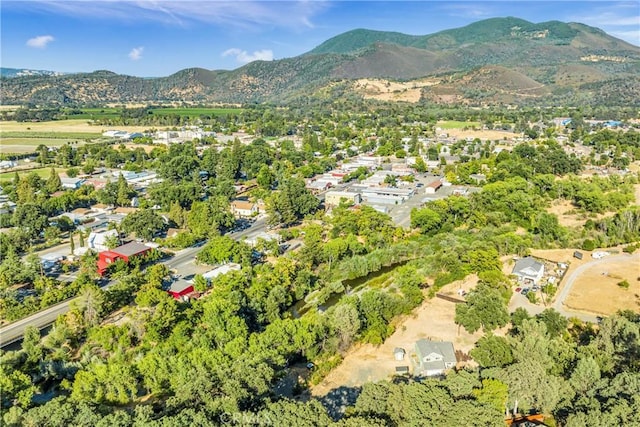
148 107 243 116
1 138 87 154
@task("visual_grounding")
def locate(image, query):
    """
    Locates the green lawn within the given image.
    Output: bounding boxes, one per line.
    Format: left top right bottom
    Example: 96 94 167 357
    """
0 167 62 181
436 120 481 129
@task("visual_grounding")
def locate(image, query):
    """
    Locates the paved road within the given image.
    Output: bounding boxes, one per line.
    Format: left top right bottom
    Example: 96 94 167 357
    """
508 252 637 323
0 218 269 348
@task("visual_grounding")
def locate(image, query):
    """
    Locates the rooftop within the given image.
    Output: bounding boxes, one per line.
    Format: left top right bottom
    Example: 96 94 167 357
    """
112 241 151 257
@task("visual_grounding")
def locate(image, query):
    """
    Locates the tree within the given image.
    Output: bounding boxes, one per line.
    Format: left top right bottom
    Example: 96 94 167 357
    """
116 173 135 207
69 232 76 255
120 209 165 241
410 208 442 233
46 167 62 193
267 178 319 226
74 284 106 327
256 165 275 189
328 303 361 352
473 379 508 412
193 274 207 292
12 204 48 240
455 285 510 333
470 334 513 367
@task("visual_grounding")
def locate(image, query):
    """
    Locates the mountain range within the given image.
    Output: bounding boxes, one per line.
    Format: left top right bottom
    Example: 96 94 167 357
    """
2 17 639 107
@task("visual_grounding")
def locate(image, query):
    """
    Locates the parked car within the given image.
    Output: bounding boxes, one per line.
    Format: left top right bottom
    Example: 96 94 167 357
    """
515 287 522 293
521 288 530 295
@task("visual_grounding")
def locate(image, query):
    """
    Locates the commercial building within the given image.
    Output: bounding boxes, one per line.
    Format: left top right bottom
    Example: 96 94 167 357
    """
97 241 152 276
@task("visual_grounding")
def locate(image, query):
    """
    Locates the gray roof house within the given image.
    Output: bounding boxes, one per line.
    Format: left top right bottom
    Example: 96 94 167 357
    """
512 257 545 285
414 339 456 377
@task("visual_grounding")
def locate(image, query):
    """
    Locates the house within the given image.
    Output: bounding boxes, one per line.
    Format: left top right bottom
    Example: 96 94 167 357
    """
325 191 362 207
512 257 545 285
414 339 457 377
60 177 85 189
306 180 332 193
230 200 258 218
425 180 443 194
0 160 18 169
168 281 195 300
87 229 119 252
97 241 151 276
202 263 241 282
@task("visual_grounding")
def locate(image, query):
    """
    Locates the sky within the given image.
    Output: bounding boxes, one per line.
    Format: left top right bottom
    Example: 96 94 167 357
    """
2 1 639 77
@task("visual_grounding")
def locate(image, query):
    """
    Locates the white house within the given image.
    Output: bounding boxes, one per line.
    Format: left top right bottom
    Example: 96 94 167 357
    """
414 339 457 377
512 257 545 285
230 200 258 218
87 229 119 251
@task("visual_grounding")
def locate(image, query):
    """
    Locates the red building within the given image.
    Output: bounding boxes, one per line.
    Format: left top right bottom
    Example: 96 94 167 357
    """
97 241 151 276
168 281 196 300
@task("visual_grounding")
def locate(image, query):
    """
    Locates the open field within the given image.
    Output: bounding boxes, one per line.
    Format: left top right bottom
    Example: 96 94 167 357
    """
0 167 62 181
311 276 484 397
436 120 481 129
0 119 149 133
1 138 88 154
564 253 640 315
546 199 614 228
445 128 520 141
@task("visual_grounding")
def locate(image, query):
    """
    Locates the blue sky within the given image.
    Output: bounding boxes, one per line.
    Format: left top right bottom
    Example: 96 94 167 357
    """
2 1 639 77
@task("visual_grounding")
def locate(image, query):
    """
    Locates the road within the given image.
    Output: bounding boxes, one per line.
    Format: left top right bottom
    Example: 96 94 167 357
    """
508 253 637 323
0 217 269 348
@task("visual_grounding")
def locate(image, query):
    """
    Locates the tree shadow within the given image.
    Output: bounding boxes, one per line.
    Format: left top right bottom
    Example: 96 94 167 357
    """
318 385 362 421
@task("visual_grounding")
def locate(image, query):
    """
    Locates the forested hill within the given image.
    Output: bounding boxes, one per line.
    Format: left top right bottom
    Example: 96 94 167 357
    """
2 17 639 106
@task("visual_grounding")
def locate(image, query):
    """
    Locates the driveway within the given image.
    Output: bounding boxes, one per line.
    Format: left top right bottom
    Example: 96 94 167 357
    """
509 253 637 323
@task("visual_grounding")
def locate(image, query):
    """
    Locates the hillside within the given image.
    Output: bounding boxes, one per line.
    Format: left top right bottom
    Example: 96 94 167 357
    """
1 17 639 107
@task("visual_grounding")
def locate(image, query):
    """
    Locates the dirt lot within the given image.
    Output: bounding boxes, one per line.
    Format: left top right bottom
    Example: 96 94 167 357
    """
529 247 639 313
311 276 485 397
0 119 150 133
563 253 640 315
444 128 519 141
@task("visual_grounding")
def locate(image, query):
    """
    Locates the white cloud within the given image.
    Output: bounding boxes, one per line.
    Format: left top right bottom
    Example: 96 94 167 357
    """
129 46 144 61
13 1 328 29
26 35 55 48
222 48 274 64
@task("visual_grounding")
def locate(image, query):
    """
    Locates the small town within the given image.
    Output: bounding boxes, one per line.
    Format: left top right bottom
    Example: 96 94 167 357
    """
1 3 639 426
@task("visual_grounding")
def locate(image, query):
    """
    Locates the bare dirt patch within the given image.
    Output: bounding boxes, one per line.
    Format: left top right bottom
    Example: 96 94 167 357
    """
0 119 150 133
353 78 438 103
564 253 640 315
444 128 520 141
311 276 484 397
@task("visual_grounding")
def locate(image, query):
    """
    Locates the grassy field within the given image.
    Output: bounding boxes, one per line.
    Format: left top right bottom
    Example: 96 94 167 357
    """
0 167 62 181
436 120 482 129
1 132 100 139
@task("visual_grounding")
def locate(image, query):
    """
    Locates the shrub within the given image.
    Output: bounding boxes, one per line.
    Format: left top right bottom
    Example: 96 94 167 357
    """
618 280 630 289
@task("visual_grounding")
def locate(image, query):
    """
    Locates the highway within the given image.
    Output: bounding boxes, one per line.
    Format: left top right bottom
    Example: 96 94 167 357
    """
0 217 268 348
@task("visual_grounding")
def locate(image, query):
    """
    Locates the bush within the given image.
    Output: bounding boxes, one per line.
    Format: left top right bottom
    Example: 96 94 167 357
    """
622 244 639 254
618 280 630 289
582 239 596 251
